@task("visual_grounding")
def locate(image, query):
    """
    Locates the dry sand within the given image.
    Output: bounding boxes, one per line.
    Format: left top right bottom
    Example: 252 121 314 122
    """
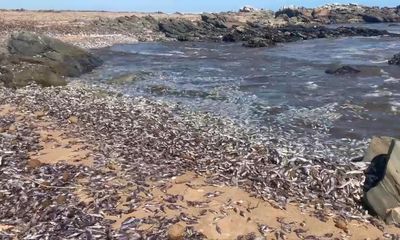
0 103 398 239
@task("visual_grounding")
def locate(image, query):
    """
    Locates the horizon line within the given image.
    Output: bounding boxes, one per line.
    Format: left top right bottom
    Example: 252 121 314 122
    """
0 3 398 14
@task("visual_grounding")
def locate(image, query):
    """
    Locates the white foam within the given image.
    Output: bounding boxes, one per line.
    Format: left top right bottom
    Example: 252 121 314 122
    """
305 81 319 90
365 90 393 97
384 77 400 83
370 60 388 64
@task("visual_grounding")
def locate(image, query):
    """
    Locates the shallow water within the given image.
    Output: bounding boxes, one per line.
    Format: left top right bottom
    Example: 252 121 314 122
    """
82 24 400 160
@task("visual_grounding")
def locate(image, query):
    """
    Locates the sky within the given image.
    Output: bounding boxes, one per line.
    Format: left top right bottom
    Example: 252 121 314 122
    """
0 0 398 13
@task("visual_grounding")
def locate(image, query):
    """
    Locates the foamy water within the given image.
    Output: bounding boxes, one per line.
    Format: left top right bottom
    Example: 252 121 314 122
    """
78 24 400 161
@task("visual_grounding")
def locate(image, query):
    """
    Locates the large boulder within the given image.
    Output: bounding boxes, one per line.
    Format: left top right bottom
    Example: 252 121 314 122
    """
8 31 103 77
363 138 400 224
1 32 102 88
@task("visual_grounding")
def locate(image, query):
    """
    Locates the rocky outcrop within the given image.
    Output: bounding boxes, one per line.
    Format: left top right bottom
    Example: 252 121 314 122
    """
201 14 228 29
223 23 393 48
158 18 199 41
8 31 102 77
1 31 102 88
363 138 400 224
275 5 400 24
389 53 400 65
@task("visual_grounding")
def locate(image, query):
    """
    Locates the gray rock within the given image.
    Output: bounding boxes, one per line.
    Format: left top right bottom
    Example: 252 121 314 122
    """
364 139 400 222
158 18 198 41
0 63 66 88
386 207 400 225
362 14 384 23
201 14 228 29
1 31 103 88
363 136 393 162
8 31 103 77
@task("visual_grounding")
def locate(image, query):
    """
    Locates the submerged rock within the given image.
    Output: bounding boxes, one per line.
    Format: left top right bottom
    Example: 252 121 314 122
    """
388 53 400 65
325 65 361 75
243 37 274 48
109 71 152 85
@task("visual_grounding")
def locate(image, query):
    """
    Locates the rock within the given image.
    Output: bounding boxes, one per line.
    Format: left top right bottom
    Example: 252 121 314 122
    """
362 14 384 23
0 63 66 88
312 8 330 18
167 222 186 240
389 53 400 65
201 14 228 29
1 31 102 88
8 31 103 77
386 207 400 225
243 38 274 48
239 6 256 13
325 65 361 75
158 18 198 40
364 139 400 221
109 71 151 85
363 136 393 162
275 8 304 18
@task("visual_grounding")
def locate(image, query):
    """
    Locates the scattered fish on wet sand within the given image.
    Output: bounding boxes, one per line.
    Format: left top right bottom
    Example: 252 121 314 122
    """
0 84 399 239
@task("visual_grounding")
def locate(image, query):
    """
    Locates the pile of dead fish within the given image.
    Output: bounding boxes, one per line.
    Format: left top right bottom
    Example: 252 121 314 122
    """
0 107 114 239
0 84 393 238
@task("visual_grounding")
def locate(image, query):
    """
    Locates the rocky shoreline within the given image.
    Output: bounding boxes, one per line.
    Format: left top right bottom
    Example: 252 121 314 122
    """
1 4 400 49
